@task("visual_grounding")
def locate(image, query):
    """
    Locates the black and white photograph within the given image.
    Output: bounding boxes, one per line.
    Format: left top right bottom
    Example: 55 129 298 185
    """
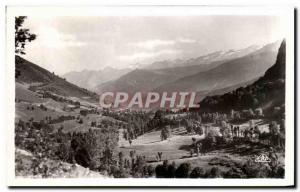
5 6 295 187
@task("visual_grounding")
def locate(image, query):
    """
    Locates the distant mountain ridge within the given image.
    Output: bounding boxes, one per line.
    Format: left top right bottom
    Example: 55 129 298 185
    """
62 67 131 91
143 44 263 70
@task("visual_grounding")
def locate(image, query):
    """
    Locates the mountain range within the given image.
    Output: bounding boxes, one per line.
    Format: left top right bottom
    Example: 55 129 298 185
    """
143 44 263 69
62 43 271 93
96 40 281 104
155 41 280 93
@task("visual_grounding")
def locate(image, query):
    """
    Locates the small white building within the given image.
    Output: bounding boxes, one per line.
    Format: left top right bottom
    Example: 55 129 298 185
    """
255 108 263 116
64 104 77 112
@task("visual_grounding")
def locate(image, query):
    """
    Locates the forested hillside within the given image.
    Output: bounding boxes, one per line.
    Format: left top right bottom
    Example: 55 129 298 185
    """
199 40 286 117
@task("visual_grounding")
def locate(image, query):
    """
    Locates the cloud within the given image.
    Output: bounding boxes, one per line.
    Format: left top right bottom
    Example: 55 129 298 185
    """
120 37 198 64
121 37 199 63
131 39 175 49
177 38 198 44
31 26 87 49
130 38 198 50
118 49 181 61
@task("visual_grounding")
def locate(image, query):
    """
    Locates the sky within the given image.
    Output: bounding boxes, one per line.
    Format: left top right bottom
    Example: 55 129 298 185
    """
21 16 285 75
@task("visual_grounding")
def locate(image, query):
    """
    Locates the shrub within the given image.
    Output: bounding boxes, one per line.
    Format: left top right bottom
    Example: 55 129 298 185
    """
207 167 222 178
40 104 47 111
74 147 91 168
146 165 155 178
166 163 176 178
110 165 124 178
223 168 243 178
175 163 191 178
190 167 206 178
155 164 168 178
242 159 271 178
275 166 285 178
91 121 96 127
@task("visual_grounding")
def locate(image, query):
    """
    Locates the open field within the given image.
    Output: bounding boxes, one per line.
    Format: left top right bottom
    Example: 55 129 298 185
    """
119 127 204 162
118 122 284 172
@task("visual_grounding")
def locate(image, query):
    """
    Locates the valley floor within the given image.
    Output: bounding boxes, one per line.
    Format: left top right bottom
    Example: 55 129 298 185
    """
118 125 285 173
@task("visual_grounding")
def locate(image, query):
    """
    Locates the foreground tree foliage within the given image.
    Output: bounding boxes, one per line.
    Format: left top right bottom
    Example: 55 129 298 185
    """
15 16 36 79
15 119 119 176
15 16 36 55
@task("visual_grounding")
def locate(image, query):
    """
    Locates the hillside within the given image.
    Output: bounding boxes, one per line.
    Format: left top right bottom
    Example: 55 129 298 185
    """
15 56 98 100
199 40 286 114
155 41 280 93
154 60 226 79
96 69 180 94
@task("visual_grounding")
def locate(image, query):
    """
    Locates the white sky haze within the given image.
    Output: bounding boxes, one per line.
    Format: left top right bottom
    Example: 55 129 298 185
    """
21 15 286 75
